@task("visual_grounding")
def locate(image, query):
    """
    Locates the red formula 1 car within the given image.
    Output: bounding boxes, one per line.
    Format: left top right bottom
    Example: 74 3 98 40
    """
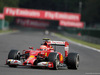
6 38 79 70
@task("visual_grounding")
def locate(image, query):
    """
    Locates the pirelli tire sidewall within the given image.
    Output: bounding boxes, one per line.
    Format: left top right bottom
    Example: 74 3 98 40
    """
67 53 79 69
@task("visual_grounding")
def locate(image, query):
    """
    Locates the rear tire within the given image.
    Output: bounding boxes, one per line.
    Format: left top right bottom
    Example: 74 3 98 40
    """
8 50 20 67
48 52 60 70
67 53 79 70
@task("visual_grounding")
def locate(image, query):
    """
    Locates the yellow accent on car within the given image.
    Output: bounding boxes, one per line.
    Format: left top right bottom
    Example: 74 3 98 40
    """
30 55 34 58
9 59 12 61
65 44 67 47
50 46 52 48
60 54 63 61
27 55 34 61
45 53 47 57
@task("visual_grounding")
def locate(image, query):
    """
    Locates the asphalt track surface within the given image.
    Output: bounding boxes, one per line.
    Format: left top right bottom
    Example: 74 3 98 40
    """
0 29 100 75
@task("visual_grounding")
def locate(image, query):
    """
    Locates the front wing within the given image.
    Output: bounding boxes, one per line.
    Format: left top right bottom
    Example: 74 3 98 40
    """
6 59 54 68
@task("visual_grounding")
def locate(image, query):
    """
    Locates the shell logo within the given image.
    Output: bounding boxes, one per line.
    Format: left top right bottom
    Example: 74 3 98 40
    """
27 55 34 61
30 55 34 58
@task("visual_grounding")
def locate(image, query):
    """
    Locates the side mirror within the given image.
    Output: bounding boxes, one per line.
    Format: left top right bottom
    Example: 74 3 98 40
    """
29 47 34 50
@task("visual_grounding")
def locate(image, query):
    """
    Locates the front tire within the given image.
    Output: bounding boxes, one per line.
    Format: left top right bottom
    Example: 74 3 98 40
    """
8 50 20 67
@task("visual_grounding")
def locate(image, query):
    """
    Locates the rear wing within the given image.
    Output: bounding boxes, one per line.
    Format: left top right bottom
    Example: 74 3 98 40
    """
43 38 68 46
47 41 69 46
47 41 69 57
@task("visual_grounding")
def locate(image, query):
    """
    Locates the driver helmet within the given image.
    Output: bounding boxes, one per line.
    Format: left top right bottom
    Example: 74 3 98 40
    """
40 45 47 51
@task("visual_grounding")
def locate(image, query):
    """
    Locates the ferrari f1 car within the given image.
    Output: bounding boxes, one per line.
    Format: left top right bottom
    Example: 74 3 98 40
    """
6 38 79 70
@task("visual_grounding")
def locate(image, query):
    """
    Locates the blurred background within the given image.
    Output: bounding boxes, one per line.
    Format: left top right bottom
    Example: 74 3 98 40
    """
0 0 100 44
0 1 100 74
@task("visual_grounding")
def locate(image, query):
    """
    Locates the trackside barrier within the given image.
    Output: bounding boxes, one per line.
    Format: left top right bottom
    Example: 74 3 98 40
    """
60 31 100 44
63 28 100 38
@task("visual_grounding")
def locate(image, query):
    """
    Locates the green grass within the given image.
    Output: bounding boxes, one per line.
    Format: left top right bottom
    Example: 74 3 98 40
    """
55 33 100 50
0 30 12 33
0 29 19 34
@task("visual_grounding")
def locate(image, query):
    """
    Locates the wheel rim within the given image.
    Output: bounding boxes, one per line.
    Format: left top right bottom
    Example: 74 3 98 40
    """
76 55 79 68
55 57 59 69
16 52 20 60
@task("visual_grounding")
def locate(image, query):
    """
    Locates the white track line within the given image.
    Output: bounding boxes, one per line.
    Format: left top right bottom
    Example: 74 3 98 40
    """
52 33 100 53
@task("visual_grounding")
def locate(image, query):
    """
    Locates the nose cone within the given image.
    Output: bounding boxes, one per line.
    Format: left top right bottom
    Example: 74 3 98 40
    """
24 55 36 65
